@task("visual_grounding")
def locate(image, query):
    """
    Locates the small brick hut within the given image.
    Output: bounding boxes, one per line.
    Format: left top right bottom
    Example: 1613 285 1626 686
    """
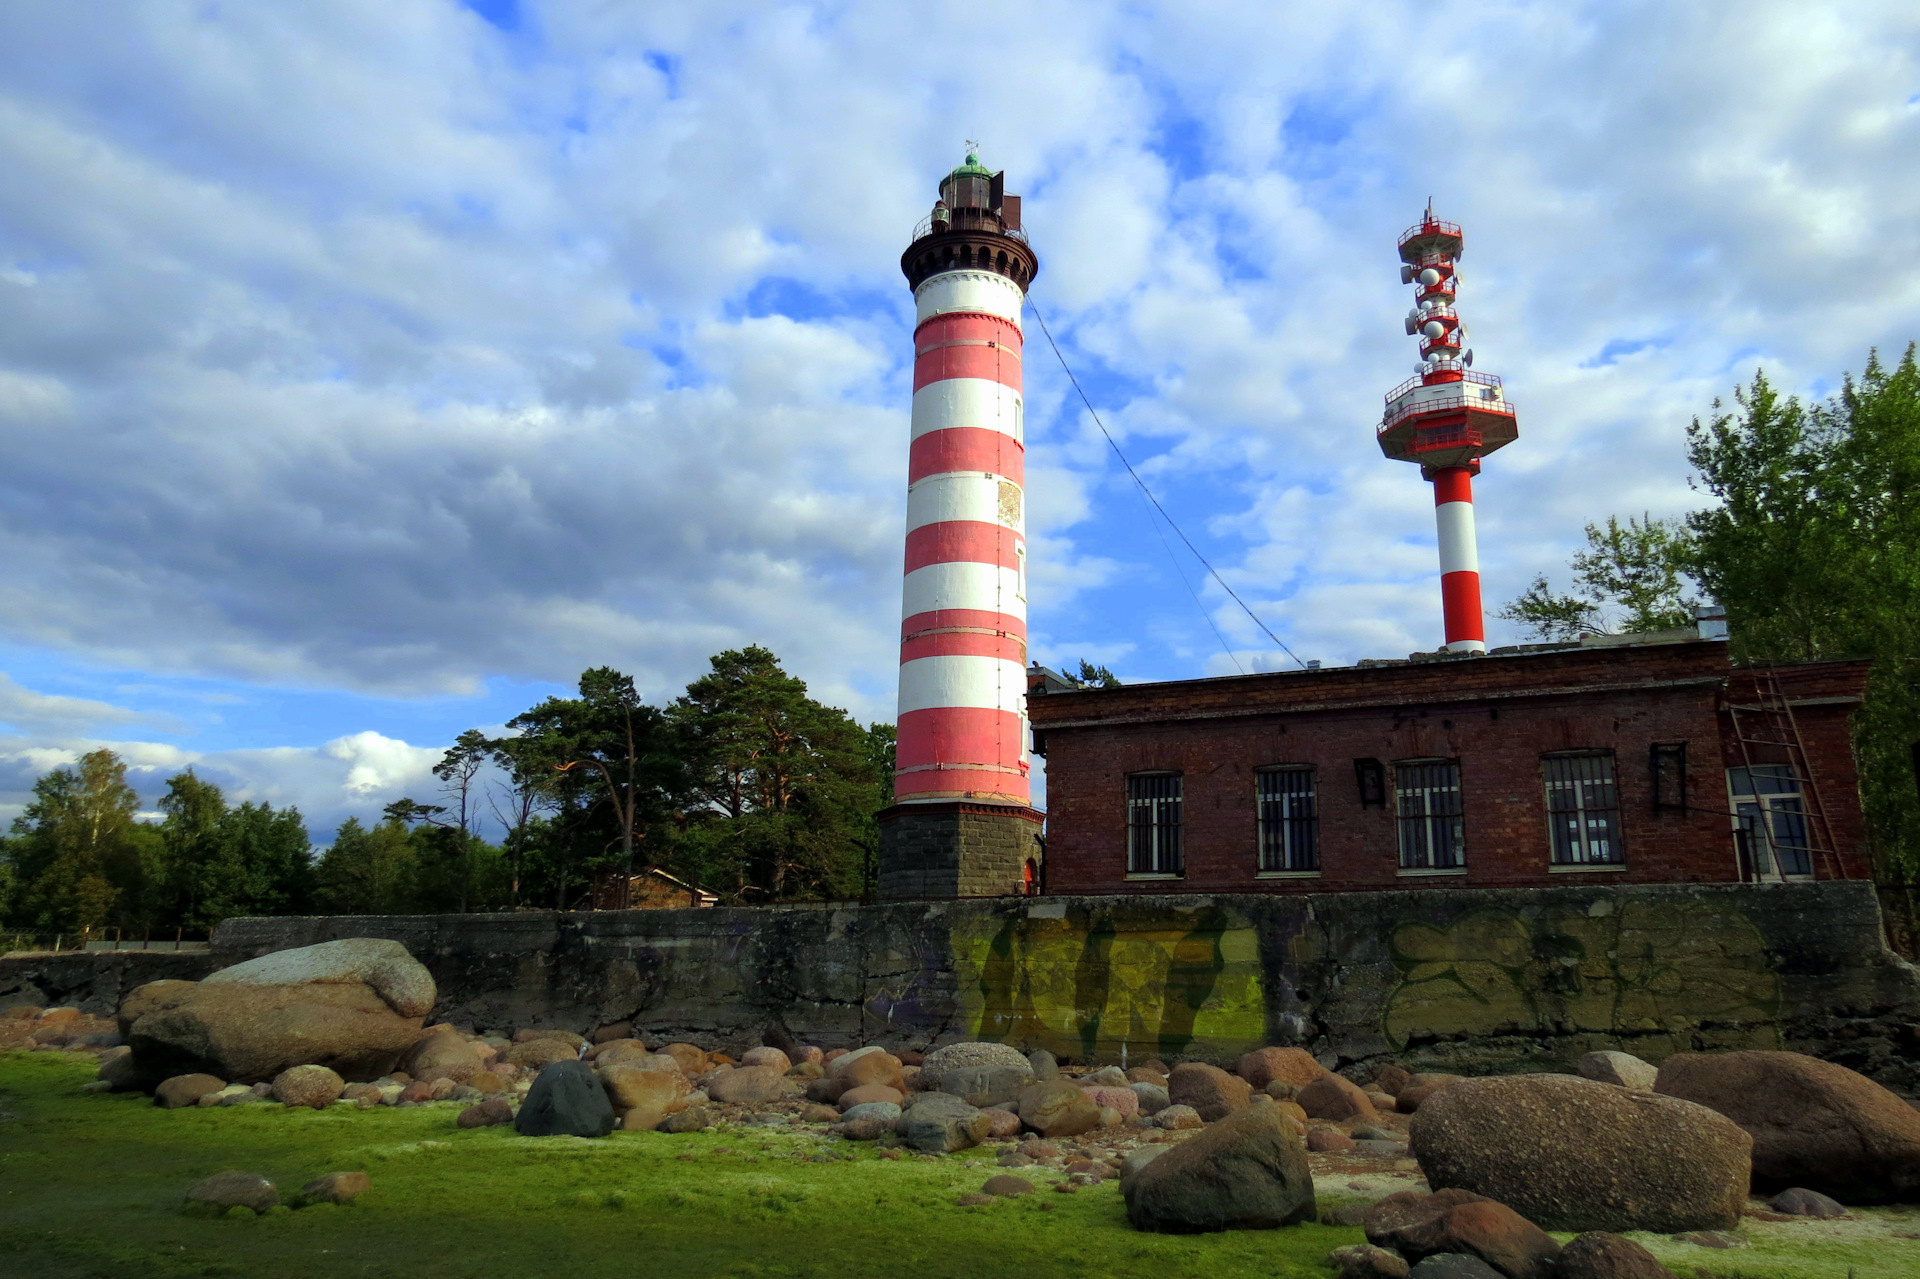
1026 633 1870 895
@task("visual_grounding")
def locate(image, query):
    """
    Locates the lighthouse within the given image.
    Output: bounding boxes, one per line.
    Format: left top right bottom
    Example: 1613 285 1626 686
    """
1376 209 1519 653
876 153 1044 899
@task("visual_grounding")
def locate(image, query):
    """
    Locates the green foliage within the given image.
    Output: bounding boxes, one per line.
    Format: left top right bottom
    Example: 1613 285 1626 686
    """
3 646 898 925
667 646 889 901
2 750 147 932
312 818 418 915
1687 350 1920 877
1498 515 1695 640
506 666 682 909
1075 660 1122 688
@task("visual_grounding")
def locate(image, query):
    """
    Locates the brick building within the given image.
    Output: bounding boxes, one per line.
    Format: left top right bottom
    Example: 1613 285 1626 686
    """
1026 631 1871 895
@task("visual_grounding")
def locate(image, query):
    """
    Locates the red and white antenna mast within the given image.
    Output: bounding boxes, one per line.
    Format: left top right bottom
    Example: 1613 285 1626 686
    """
1376 208 1519 654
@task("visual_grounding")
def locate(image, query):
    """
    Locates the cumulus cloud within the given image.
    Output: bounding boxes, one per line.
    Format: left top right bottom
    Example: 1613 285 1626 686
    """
0 0 1915 794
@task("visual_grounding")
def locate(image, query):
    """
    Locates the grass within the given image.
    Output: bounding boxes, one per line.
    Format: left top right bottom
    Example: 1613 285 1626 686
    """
6 1052 1919 1279
0 1053 1353 1279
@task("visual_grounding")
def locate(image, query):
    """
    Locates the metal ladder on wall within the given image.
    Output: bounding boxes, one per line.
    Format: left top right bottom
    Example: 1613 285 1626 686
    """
1726 666 1846 881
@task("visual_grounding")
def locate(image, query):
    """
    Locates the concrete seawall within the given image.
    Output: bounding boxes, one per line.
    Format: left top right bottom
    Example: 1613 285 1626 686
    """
185 882 1920 1086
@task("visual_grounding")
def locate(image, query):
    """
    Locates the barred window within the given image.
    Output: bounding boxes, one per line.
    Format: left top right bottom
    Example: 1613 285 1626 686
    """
1257 768 1318 872
1396 760 1464 870
1127 773 1183 875
1544 754 1624 865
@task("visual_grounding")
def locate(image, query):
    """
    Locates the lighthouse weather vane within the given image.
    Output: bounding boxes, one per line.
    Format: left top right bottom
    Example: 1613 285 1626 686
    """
1375 209 1521 654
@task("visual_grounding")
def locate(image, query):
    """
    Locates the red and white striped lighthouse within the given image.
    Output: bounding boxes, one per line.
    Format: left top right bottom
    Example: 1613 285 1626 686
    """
1376 209 1519 653
877 153 1044 898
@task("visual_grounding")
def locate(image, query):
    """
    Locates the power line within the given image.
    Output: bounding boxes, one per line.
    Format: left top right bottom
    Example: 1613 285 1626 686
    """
1027 300 1308 672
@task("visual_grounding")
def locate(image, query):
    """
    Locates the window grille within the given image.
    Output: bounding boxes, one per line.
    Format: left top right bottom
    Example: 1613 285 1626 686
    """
1396 760 1464 870
1127 773 1183 875
1544 754 1624 866
1730 765 1812 878
1257 768 1318 872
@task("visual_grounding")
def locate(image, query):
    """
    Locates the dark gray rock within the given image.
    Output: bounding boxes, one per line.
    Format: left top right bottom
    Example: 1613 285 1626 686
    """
897 1093 991 1153
1124 1105 1315 1233
1409 1257 1502 1279
1769 1187 1846 1218
515 1060 614 1138
1027 1049 1059 1081
938 1064 1032 1107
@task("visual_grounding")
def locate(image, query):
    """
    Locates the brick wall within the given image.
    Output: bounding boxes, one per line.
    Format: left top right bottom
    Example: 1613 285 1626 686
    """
1030 641 1872 895
876 801 1042 898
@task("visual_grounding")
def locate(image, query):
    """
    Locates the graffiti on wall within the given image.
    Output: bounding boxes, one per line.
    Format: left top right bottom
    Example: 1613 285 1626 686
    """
1381 899 1783 1056
952 905 1267 1061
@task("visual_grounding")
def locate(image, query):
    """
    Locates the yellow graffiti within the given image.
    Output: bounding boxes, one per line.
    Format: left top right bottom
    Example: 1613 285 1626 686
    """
1383 901 1782 1055
953 907 1266 1061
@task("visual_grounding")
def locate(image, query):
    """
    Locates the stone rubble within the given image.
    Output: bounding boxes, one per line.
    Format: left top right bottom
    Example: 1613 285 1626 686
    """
19 934 1920 1253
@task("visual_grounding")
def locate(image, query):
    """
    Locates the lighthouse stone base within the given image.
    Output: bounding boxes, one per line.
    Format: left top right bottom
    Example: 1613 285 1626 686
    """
876 801 1043 899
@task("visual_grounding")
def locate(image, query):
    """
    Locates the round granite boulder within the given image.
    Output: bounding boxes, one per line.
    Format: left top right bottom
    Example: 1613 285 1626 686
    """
1410 1073 1750 1232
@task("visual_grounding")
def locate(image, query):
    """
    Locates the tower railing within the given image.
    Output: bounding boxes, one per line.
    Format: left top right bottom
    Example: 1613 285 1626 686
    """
1380 393 1517 435
1384 369 1503 404
909 214 1030 246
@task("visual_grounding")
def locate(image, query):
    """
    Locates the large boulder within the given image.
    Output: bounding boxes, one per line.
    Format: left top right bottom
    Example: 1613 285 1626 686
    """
919 1042 1035 1108
516 1060 614 1137
898 1093 992 1153
1654 1050 1920 1203
121 942 433 1084
1016 1079 1101 1137
1123 1104 1316 1233
202 938 435 1018
1410 1074 1750 1232
1239 1047 1326 1091
1168 1062 1252 1122
1364 1189 1560 1279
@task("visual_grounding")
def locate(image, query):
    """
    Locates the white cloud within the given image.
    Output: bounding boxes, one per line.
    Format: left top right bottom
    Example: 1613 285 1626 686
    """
0 0 1914 795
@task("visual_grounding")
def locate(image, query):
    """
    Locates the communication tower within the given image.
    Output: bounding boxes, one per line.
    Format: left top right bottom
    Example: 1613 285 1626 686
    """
1377 208 1519 654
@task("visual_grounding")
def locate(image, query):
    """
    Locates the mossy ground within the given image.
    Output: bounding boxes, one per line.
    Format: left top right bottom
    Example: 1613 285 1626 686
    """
4 1053 1918 1279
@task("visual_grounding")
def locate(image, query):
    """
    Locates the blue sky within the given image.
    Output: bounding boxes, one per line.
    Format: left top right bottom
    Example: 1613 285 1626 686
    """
1 1 1917 835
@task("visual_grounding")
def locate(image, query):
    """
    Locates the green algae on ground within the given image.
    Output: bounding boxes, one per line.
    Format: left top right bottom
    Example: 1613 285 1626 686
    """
7 1051 1920 1279
0 1053 1349 1279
